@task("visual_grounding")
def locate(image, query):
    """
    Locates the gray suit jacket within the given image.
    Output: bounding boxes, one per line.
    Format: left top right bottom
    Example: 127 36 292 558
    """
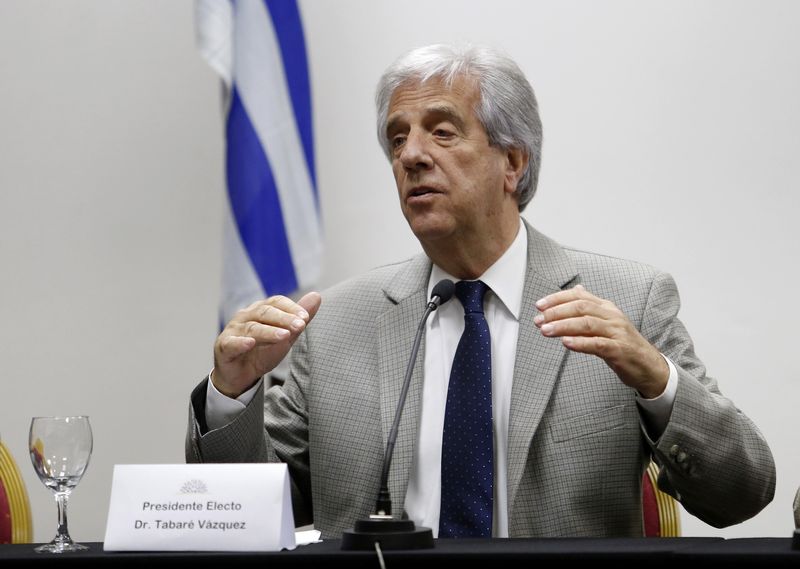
186 222 775 538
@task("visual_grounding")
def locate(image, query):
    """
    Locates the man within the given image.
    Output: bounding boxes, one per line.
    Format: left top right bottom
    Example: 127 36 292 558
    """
186 44 775 538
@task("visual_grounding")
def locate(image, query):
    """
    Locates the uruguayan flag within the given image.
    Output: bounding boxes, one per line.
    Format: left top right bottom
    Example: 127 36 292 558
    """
196 0 322 326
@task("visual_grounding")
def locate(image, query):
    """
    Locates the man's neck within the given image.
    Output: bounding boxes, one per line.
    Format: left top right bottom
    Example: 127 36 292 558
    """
423 216 521 280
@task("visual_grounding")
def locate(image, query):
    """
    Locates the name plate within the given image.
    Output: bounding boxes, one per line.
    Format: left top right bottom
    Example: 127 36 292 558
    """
103 464 296 552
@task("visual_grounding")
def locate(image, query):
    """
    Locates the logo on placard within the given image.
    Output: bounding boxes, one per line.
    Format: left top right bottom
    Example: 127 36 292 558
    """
179 479 208 494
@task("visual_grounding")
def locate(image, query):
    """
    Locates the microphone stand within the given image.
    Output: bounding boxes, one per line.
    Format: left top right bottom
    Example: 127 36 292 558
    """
341 280 454 550
793 487 800 550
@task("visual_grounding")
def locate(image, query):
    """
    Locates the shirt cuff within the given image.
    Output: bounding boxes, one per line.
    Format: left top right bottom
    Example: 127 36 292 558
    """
635 354 678 439
204 370 263 432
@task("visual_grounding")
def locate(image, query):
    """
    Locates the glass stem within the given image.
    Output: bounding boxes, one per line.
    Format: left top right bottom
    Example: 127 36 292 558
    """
54 492 72 543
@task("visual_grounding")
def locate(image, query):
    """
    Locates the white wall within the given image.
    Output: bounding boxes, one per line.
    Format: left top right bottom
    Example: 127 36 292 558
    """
1 0 798 542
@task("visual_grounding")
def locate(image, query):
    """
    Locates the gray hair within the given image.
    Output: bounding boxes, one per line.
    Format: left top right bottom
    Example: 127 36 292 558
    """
375 43 543 211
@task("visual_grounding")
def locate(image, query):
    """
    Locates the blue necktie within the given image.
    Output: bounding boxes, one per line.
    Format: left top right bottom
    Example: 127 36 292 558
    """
439 280 493 538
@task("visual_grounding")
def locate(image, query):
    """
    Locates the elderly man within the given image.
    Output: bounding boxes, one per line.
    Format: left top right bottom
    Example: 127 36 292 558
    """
187 44 775 538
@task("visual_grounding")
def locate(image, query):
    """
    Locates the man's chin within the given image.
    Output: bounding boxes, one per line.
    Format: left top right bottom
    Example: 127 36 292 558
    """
407 218 457 245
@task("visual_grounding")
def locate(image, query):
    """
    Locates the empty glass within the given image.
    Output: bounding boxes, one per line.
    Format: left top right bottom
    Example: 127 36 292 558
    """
29 416 93 553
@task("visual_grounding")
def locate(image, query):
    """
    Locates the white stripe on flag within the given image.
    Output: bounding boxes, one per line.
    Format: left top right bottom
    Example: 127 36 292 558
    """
195 0 233 90
234 0 323 291
221 195 265 323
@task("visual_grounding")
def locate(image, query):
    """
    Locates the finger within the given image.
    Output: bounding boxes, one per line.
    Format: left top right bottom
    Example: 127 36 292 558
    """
234 295 309 326
535 284 600 311
560 335 615 359
233 320 294 344
534 298 613 327
540 315 610 339
267 294 314 321
238 302 308 334
216 334 257 362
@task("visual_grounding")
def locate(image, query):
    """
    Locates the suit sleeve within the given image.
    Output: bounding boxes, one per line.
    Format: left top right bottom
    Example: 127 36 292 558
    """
184 333 315 526
639 271 776 527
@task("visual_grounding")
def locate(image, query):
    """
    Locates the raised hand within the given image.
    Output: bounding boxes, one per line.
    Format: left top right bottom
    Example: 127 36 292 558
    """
534 285 668 398
212 291 322 398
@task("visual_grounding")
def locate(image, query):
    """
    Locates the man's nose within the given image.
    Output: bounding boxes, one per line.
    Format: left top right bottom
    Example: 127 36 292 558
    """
399 131 433 171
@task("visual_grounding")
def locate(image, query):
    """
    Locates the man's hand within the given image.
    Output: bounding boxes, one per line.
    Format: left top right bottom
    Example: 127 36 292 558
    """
212 292 322 398
534 285 668 398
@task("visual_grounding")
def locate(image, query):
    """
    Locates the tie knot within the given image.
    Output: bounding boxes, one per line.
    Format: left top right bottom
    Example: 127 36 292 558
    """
455 280 488 314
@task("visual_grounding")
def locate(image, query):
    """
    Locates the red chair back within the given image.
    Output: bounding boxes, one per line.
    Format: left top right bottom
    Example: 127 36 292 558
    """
642 461 680 537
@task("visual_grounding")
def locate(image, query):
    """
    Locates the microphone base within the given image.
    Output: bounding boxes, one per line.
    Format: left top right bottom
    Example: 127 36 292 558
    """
341 517 434 550
793 529 800 551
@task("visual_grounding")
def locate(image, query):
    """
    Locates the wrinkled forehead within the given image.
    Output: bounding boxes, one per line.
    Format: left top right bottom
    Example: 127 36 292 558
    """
387 73 482 119
391 72 480 103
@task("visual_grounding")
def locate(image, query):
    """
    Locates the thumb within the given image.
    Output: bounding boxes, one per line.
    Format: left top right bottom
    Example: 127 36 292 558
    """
297 291 322 324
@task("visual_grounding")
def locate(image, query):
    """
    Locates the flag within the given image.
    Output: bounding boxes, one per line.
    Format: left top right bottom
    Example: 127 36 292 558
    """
196 0 322 326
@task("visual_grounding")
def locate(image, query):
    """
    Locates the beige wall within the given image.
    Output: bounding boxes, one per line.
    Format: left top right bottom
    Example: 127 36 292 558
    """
1 0 798 542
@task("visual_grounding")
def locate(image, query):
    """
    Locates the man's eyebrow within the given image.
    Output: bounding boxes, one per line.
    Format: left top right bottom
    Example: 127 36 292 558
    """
386 115 404 137
425 104 466 131
385 104 467 138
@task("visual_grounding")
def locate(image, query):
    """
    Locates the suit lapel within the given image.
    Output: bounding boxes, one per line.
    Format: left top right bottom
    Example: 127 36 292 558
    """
376 255 431 512
507 222 579 512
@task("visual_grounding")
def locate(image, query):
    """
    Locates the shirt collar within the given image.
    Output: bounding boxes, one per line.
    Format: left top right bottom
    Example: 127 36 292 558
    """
427 218 528 320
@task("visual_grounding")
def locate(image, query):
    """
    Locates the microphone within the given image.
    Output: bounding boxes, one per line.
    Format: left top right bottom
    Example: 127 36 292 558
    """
341 279 455 550
429 278 456 308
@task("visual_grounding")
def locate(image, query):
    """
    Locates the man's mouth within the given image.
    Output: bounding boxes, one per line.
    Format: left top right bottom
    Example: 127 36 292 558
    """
408 186 439 198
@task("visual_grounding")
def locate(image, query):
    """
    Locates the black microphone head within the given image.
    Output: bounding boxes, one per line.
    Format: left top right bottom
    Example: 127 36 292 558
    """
794 486 800 529
431 279 455 305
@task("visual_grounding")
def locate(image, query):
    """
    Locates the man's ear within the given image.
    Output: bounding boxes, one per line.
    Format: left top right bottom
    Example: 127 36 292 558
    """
504 147 529 195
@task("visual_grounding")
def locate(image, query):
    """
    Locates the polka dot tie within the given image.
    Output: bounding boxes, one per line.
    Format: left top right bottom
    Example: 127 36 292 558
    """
439 280 493 538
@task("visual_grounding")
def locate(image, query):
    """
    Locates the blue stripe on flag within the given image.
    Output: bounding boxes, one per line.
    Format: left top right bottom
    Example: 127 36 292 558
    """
263 0 317 195
226 86 298 295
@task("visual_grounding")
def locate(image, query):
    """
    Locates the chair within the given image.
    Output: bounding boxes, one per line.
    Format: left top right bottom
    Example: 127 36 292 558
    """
642 460 681 537
0 439 33 544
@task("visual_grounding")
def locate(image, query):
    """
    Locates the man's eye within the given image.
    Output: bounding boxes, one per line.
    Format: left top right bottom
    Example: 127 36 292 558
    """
434 129 454 138
391 135 406 148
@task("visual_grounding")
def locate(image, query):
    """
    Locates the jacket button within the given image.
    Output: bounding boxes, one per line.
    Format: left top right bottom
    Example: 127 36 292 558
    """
669 444 680 457
677 451 688 464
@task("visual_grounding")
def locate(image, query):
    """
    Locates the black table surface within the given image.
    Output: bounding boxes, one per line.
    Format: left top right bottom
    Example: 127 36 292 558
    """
2 537 799 567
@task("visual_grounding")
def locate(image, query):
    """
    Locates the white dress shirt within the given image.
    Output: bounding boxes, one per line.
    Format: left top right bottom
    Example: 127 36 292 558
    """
206 219 678 536
403 220 528 537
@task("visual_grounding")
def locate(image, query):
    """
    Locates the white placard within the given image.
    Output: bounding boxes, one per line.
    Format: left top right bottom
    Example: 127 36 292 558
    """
103 463 296 552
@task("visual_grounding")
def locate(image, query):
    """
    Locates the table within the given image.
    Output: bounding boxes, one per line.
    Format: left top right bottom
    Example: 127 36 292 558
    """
1 537 799 567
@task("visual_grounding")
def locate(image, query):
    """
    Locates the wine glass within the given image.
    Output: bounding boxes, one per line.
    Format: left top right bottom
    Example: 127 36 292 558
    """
29 416 93 553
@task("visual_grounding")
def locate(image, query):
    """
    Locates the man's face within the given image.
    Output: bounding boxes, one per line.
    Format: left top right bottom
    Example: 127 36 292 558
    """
385 76 516 248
